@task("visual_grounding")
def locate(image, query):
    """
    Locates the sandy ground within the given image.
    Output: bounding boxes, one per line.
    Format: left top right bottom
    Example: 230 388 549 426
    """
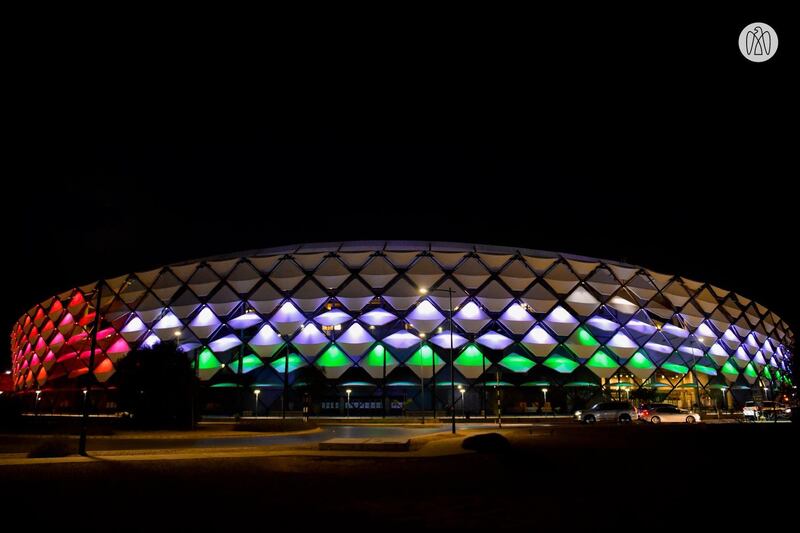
0 423 796 529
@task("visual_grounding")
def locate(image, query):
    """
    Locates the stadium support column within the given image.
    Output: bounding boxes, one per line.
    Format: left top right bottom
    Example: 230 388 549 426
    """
283 341 288 420
79 281 104 456
382 347 386 418
237 340 244 418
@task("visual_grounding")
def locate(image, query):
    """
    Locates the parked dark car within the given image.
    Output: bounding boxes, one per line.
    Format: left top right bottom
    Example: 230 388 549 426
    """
574 401 638 424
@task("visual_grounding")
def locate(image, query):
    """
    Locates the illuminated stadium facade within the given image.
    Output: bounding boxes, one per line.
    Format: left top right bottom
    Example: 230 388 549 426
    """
8 241 795 415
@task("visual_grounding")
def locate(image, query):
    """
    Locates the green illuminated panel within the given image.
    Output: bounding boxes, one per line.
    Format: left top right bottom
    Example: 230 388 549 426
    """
315 345 351 368
270 353 306 373
542 354 579 373
586 350 618 369
198 348 222 370
694 364 717 376
628 351 656 370
565 327 600 359
364 345 398 367
743 363 758 379
721 361 739 377
499 353 536 373
455 344 486 367
762 367 772 380
407 344 444 367
661 362 689 374
575 327 599 347
239 354 264 373
209 382 237 388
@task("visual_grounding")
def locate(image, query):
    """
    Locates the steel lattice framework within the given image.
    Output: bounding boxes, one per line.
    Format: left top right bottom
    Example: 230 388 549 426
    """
8 241 795 411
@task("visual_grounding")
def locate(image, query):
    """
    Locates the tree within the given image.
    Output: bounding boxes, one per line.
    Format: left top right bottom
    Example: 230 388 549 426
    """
115 341 198 429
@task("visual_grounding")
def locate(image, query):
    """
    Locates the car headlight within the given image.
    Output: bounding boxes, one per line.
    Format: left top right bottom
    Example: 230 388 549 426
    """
575 411 582 417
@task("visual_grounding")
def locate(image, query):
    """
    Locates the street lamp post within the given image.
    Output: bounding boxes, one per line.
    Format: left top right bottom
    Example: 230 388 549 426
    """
254 389 261 418
35 390 42 416
418 333 426 424
420 287 457 434
346 388 352 418
542 387 548 412
458 386 465 419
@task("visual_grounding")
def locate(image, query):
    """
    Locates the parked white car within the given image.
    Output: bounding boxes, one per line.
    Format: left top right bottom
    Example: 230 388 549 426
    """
639 405 700 424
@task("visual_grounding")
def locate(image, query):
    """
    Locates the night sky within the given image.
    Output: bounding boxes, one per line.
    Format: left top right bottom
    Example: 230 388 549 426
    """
4 10 795 370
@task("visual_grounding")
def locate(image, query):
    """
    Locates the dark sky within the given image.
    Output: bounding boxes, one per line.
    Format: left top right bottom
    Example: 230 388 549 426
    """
4 9 796 369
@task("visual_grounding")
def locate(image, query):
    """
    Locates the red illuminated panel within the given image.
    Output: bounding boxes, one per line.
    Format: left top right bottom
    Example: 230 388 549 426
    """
33 307 46 327
68 292 87 315
78 311 96 327
96 327 118 348
105 338 130 362
34 337 48 356
48 332 66 353
79 348 103 361
57 313 76 335
48 299 64 321
94 358 115 382
66 330 90 348
40 320 55 341
56 349 79 363
67 368 89 379
42 351 56 370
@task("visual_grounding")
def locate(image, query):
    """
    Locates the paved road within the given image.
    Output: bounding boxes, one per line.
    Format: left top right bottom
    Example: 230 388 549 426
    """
0 424 453 453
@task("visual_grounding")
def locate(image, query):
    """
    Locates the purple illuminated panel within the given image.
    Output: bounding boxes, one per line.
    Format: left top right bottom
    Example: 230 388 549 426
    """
269 301 305 335
209 334 242 353
141 333 160 349
453 301 490 333
626 319 657 336
662 323 689 339
249 323 284 358
153 311 182 331
336 323 375 357
358 308 397 327
521 325 558 357
382 331 423 350
314 309 352 326
498 303 535 335
188 307 221 339
227 311 262 330
586 316 620 332
190 307 220 327
644 340 672 354
406 300 445 334
476 331 513 350
429 331 468 349
120 316 147 342
291 325 328 358
606 330 638 359
543 306 579 337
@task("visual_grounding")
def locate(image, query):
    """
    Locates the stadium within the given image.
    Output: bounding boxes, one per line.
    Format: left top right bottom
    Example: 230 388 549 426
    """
8 241 795 417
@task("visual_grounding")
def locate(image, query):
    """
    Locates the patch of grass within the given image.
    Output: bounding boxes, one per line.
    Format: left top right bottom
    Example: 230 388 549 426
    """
461 432 511 453
27 438 74 458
